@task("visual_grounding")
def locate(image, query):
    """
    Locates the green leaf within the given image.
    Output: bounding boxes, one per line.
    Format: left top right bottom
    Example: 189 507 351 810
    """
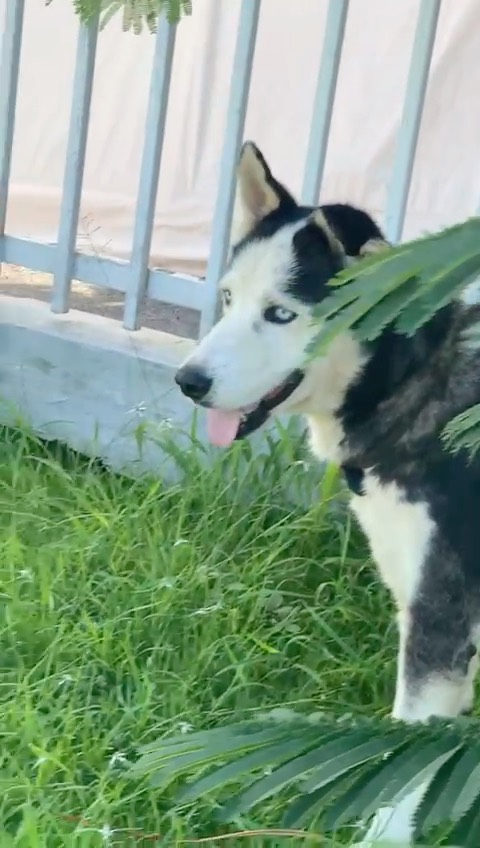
218 727 357 819
47 1 191 31
317 736 419 829
322 747 411 831
329 244 407 287
132 716 319 781
425 743 480 826
322 733 461 835
308 216 480 357
131 713 480 841
442 403 480 457
150 729 308 782
283 769 364 829
221 728 407 820
354 276 420 341
300 729 407 794
395 252 480 335
177 735 320 804
137 718 276 755
413 745 468 834
308 250 420 356
373 735 460 810
448 794 480 848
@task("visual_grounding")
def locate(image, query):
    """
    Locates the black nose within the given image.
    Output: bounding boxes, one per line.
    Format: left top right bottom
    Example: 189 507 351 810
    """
175 365 213 402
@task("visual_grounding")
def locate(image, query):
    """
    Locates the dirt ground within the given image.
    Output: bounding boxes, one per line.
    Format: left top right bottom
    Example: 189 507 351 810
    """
0 264 200 340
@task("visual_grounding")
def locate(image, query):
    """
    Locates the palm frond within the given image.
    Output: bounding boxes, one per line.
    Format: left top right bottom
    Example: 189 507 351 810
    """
442 404 480 458
131 711 480 842
46 1 192 31
308 217 480 357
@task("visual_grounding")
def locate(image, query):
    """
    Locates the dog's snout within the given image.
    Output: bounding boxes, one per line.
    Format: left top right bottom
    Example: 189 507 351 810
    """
175 365 212 402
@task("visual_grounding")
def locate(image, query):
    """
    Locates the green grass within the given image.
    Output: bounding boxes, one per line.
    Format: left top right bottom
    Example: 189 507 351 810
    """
0 423 398 846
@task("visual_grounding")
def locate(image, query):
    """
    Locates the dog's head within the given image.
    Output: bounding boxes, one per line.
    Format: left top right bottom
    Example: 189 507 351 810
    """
176 142 387 446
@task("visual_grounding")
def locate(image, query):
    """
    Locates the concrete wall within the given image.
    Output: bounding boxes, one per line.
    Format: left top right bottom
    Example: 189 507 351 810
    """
0 296 308 484
0 296 198 477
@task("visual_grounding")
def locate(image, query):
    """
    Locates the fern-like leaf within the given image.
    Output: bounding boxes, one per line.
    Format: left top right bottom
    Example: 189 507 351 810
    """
283 770 362 829
308 217 480 359
176 736 318 804
46 1 191 31
131 712 321 782
131 712 480 842
448 794 480 848
417 742 480 834
325 734 461 833
442 404 480 458
220 727 406 820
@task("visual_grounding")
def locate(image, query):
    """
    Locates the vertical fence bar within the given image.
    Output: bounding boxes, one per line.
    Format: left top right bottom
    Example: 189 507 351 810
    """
0 0 25 237
385 0 441 243
123 16 177 331
51 17 99 313
199 0 261 338
301 0 349 206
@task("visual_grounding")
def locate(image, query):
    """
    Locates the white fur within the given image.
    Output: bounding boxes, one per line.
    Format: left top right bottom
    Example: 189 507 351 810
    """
184 221 365 416
188 222 310 410
350 474 434 612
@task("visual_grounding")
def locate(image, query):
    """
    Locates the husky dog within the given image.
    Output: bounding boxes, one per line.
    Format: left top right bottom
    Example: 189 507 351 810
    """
175 142 480 844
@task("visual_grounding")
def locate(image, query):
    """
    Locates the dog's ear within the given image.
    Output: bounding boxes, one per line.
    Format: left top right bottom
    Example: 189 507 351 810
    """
359 237 391 257
231 142 296 243
302 209 345 256
292 210 345 276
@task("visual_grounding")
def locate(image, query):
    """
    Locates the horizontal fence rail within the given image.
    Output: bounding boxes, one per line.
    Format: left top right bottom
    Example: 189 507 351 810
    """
0 0 446 339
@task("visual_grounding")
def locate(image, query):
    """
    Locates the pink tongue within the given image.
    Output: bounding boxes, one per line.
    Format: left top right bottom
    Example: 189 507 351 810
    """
206 409 242 447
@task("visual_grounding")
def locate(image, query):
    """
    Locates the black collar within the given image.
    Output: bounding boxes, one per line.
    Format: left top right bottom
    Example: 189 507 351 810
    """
341 464 365 496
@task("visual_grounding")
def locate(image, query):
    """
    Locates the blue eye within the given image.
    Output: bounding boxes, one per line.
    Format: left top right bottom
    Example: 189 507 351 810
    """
264 305 298 324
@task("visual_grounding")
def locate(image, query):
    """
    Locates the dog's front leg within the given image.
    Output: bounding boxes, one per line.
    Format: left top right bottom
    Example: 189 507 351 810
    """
359 599 475 846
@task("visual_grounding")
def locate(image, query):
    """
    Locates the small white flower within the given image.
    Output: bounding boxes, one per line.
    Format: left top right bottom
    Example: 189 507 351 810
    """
126 401 147 416
58 674 74 688
18 569 33 581
98 823 115 844
191 602 223 616
178 721 193 734
108 751 129 769
158 577 175 589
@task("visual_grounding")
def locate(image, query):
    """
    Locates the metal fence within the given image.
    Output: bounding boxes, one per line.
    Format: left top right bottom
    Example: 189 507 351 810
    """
0 0 442 339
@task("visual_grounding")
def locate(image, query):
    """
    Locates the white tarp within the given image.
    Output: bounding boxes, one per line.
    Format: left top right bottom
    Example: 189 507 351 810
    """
4 0 480 277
